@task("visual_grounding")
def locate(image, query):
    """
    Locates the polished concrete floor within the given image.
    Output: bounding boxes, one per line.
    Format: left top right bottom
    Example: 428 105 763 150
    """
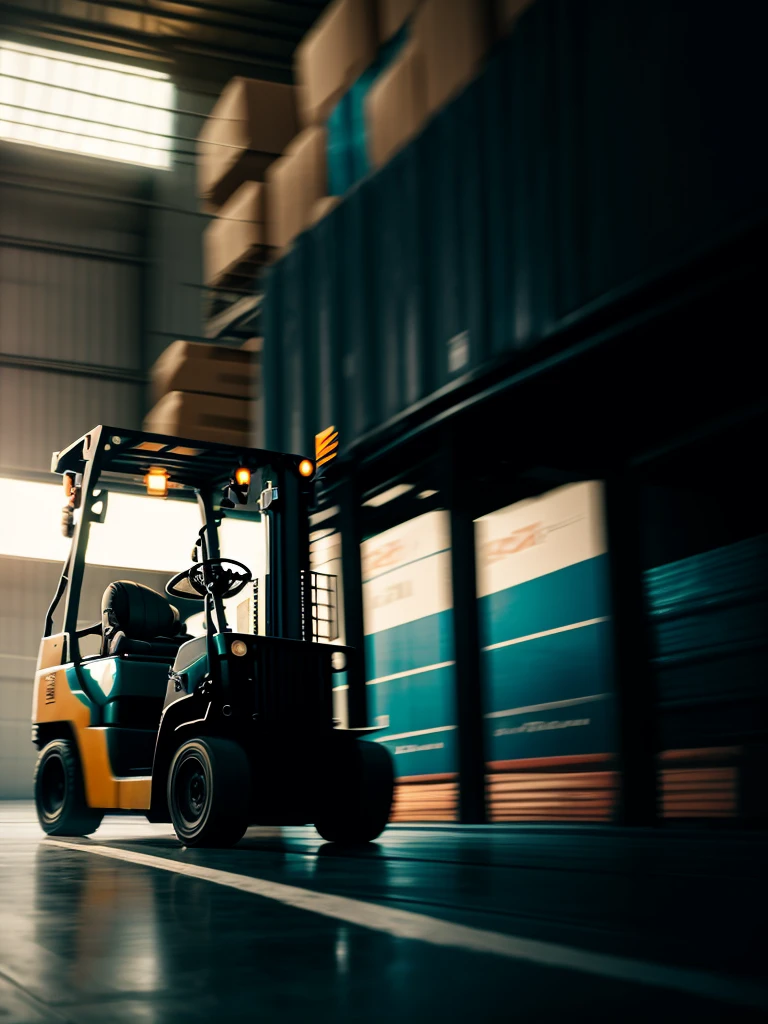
1 803 766 1023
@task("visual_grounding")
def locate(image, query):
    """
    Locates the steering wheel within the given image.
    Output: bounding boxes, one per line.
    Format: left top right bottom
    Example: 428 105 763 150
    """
166 559 252 601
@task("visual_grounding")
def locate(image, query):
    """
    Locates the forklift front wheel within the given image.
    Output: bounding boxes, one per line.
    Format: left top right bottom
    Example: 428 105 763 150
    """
34 739 103 837
168 737 250 848
315 739 394 845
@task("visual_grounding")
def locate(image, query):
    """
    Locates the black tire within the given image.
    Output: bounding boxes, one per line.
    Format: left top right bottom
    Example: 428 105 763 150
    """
315 739 394 844
168 737 250 848
34 739 103 837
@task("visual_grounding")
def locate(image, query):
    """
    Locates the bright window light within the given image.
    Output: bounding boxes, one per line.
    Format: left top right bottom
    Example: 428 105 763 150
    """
0 41 174 169
0 478 198 570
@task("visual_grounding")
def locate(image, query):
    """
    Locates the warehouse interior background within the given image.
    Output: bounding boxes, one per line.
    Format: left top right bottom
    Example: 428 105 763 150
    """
0 0 766 1020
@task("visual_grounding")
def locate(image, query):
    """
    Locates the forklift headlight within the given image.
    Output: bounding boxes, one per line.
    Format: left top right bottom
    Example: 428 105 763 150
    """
298 459 314 478
145 467 168 497
231 640 248 657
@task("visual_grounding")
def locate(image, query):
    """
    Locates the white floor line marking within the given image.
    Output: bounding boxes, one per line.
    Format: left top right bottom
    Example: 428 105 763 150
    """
484 693 611 719
50 838 767 1009
482 617 609 652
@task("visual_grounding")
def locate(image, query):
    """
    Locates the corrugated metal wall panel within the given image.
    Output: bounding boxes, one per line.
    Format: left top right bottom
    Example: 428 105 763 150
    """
0 248 142 370
280 243 311 455
262 262 282 454
485 0 560 352
0 368 142 475
341 185 378 442
423 78 489 387
309 202 346 439
0 140 147 475
573 0 768 311
0 169 145 258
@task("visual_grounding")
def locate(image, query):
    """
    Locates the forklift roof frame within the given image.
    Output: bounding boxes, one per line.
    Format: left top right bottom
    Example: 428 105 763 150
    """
46 425 314 662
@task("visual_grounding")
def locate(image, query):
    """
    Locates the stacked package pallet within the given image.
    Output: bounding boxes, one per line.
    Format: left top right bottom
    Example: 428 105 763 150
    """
196 0 531 270
198 78 299 288
143 339 260 447
645 533 768 820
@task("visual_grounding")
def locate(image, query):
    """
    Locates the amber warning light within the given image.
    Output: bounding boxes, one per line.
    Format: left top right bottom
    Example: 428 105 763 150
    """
235 467 251 487
144 467 168 497
298 459 314 478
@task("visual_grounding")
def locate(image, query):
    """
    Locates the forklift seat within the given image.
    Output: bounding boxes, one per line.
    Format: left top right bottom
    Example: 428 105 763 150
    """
101 581 190 659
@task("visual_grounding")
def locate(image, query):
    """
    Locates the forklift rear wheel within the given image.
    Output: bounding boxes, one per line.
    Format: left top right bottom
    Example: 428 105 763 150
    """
168 737 250 848
34 739 103 837
315 739 394 845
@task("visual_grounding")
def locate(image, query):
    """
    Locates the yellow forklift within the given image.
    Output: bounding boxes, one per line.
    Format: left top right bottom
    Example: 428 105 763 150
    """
31 424 393 847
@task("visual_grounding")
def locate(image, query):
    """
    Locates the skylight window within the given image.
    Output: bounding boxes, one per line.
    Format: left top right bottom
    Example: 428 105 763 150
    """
0 41 174 169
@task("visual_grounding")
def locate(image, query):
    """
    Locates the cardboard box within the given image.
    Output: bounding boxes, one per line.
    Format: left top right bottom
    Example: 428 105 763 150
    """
144 391 251 448
150 341 253 403
295 0 378 125
197 77 299 209
366 43 426 168
411 0 491 117
308 196 341 228
266 126 328 250
204 181 265 286
241 337 263 353
377 0 420 41
497 0 536 35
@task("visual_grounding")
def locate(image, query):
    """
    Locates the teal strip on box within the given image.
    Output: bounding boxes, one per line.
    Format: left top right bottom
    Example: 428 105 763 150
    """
326 24 410 194
327 92 354 196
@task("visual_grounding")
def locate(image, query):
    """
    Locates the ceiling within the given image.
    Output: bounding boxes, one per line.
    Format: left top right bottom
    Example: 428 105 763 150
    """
0 0 331 93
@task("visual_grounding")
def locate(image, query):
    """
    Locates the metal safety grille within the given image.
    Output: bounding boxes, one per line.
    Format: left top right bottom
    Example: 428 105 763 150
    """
301 570 338 642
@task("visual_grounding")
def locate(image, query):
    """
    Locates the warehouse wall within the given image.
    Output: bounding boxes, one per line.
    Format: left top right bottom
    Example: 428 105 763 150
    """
145 90 212 370
0 88 212 476
0 144 148 475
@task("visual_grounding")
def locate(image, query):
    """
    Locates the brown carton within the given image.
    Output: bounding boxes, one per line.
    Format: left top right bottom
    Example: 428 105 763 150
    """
197 78 299 210
203 181 265 286
411 0 491 117
377 0 420 41
366 43 426 169
150 341 253 403
240 337 263 353
295 0 378 125
266 126 328 250
144 391 251 448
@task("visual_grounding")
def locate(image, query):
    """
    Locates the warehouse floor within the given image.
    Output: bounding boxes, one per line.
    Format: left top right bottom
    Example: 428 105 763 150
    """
1 804 765 1023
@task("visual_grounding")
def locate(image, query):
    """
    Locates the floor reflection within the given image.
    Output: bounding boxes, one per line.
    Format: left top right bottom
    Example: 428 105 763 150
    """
30 840 410 1023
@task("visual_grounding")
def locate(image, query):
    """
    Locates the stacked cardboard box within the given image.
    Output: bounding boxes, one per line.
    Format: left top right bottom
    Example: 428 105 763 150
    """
197 77 298 212
265 126 328 253
366 41 425 169
411 0 492 118
295 0 378 126
197 77 300 288
366 0 496 171
198 0 536 272
203 181 266 288
378 0 421 42
143 341 257 447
